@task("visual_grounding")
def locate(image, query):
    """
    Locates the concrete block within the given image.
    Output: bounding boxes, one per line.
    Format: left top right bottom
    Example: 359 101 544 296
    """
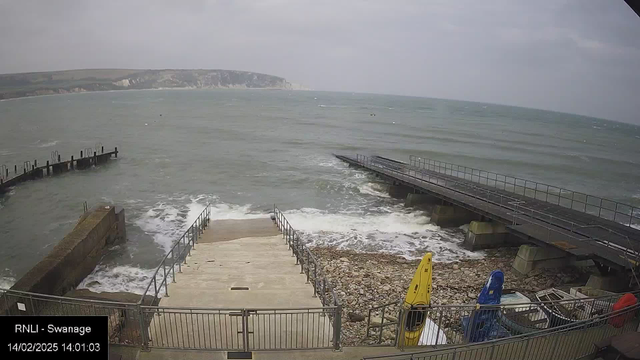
512 256 568 275
464 232 507 250
430 205 479 228
586 275 628 292
389 185 411 199
516 244 566 262
468 221 507 235
405 193 437 207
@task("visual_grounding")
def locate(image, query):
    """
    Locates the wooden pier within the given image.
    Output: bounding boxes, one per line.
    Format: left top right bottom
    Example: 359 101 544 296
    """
0 146 118 194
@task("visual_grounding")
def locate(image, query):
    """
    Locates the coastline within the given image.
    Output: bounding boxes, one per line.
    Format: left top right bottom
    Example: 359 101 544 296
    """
0 86 304 102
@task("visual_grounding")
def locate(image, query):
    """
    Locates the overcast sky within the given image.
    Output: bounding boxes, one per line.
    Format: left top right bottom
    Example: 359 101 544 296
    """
1 0 639 123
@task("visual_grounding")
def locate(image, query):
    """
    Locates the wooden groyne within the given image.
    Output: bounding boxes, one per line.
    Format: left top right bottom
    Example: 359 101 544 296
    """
0 146 118 194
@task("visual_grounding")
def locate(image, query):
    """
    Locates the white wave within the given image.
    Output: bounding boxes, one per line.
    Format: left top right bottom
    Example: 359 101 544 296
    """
0 277 16 289
283 208 483 262
135 201 185 253
209 202 267 220
77 265 157 294
36 140 59 148
358 182 390 198
133 195 265 265
0 150 15 156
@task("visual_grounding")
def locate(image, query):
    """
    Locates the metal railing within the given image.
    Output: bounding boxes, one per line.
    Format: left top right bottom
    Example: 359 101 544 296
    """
272 205 342 350
1 288 144 346
0 204 346 352
273 206 341 309
409 155 640 228
363 302 640 360
355 154 640 265
142 306 338 351
138 204 211 305
366 290 631 348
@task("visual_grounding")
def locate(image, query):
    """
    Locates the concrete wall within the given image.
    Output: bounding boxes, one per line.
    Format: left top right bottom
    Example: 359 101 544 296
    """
430 205 480 228
10 205 126 296
463 221 509 250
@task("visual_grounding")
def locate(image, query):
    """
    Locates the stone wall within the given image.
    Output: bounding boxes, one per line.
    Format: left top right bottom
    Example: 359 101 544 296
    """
9 205 126 296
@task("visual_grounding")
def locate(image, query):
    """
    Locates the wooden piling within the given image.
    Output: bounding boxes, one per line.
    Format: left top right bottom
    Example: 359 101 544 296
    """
46 161 50 176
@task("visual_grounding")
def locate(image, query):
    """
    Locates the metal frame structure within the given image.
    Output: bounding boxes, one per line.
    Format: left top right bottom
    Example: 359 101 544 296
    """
350 154 640 270
363 302 640 360
408 155 640 228
365 291 635 348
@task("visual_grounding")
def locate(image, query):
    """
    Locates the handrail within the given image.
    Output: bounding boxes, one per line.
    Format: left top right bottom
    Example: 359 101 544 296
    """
409 155 640 228
356 154 640 265
272 205 342 350
138 204 211 304
364 301 640 359
272 205 341 307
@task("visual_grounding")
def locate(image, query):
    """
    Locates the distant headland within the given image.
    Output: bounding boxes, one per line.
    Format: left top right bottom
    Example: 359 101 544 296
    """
0 69 308 100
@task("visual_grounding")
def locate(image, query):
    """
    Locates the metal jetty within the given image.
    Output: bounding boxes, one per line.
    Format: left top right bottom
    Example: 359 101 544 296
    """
335 154 640 272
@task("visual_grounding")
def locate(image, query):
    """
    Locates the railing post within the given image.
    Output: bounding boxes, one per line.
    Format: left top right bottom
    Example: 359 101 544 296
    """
138 304 149 350
163 263 169 297
171 251 176 283
153 277 158 299
184 236 189 263
397 307 406 350
177 240 182 273
333 304 342 351
312 263 318 297
305 251 310 283
242 309 250 352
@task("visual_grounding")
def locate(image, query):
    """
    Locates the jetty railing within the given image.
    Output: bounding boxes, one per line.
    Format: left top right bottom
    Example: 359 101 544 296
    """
409 155 640 228
356 154 640 262
138 204 211 305
363 302 640 360
366 290 634 347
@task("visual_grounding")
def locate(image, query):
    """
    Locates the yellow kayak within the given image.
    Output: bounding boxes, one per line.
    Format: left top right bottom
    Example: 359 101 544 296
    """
402 252 433 347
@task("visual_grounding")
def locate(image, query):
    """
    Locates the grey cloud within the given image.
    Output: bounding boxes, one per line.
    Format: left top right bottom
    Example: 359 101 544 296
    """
0 0 639 123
